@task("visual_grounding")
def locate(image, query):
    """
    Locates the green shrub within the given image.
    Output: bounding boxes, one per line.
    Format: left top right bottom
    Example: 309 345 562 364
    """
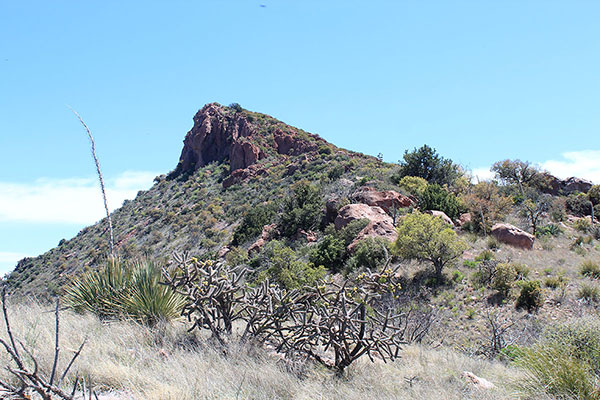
491 263 517 295
574 218 592 233
280 181 323 237
567 193 593 217
535 223 563 238
252 241 326 289
232 202 277 245
518 320 600 399
578 283 600 303
345 237 390 273
393 145 460 186
318 145 333 155
486 237 500 250
310 234 346 272
580 260 600 279
64 259 185 326
419 184 461 220
513 264 530 280
475 250 495 262
516 280 544 312
544 274 568 290
396 176 428 198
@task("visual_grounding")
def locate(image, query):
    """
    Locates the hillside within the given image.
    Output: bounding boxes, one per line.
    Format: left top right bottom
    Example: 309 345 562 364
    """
5 103 396 298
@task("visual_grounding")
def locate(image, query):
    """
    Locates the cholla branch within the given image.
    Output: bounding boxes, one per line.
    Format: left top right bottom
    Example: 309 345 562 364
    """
70 108 115 259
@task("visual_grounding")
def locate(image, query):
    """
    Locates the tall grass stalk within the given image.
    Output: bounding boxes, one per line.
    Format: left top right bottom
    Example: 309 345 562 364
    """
70 108 115 259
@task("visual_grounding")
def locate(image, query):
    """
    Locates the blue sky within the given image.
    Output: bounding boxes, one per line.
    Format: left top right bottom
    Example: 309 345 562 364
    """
1 1 599 274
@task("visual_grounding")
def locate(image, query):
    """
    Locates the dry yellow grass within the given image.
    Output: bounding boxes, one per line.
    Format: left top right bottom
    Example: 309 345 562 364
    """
0 301 526 400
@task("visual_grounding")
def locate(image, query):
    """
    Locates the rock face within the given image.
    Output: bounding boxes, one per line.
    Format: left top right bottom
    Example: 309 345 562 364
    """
540 173 593 195
178 103 262 174
351 187 414 214
273 129 320 156
425 210 454 226
562 177 593 194
334 204 398 250
491 223 535 250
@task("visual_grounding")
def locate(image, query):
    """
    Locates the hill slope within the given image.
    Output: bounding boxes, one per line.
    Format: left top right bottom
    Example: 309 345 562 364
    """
6 103 395 298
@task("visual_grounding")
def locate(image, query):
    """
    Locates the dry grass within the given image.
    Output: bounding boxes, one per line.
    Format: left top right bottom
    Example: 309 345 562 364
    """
0 301 525 400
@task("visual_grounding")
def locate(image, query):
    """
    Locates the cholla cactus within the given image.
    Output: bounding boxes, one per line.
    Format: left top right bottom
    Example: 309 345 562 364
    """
162 253 248 346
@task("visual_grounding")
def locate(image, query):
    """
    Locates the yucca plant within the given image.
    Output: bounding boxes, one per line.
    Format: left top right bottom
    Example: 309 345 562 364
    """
121 260 187 326
64 258 185 326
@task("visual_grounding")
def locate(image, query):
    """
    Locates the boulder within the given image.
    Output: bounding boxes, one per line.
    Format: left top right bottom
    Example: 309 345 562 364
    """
425 210 454 226
462 371 495 390
491 223 535 250
348 220 398 252
334 204 391 230
334 204 398 250
456 212 472 228
352 187 413 214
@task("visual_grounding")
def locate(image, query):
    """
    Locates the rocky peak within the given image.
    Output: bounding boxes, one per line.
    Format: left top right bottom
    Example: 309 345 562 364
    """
177 103 262 174
175 103 328 181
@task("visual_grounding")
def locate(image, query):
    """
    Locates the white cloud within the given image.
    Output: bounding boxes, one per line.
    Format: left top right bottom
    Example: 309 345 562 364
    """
541 150 600 184
0 171 158 224
471 167 495 182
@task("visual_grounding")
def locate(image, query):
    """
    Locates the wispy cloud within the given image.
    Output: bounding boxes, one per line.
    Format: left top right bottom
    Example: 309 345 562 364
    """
541 150 600 183
0 171 158 224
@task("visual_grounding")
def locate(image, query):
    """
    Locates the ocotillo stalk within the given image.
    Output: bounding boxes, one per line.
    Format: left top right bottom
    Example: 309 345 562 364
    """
71 108 115 259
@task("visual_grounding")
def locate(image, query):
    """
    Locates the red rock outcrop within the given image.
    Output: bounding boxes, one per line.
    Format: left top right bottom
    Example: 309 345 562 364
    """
178 103 263 173
562 177 593 194
351 187 414 214
491 223 535 250
274 129 320 156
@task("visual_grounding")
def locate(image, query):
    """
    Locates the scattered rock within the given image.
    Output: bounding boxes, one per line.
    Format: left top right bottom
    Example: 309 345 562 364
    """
462 371 495 389
425 210 454 226
491 223 535 250
248 224 279 254
351 187 413 214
